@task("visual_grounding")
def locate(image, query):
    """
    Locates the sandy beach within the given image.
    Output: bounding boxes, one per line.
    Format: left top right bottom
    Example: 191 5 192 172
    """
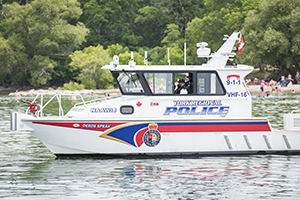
247 84 300 93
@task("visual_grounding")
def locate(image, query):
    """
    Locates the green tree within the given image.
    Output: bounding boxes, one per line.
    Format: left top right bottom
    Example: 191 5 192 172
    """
57 81 85 90
148 46 167 65
159 45 184 65
118 51 145 65
161 24 184 47
0 0 29 10
0 34 26 86
134 6 172 48
0 0 88 86
186 0 260 64
152 23 185 65
107 44 129 58
50 57 80 87
69 45 115 89
134 0 204 48
242 0 300 72
164 0 205 33
80 0 142 48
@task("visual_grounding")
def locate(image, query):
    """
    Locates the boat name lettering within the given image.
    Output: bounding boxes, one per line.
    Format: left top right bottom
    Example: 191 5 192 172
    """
90 107 117 113
227 92 247 97
71 108 84 112
82 124 111 128
164 106 229 115
173 100 222 106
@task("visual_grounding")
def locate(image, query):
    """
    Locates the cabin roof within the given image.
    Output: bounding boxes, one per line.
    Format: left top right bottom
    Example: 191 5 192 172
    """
103 64 253 72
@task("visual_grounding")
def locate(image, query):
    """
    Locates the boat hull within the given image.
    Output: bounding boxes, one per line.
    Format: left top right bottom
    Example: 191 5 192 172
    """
12 113 300 157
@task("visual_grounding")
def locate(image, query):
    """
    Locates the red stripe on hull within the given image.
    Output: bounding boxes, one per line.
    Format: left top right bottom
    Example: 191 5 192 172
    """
32 122 271 133
158 124 271 132
32 122 126 132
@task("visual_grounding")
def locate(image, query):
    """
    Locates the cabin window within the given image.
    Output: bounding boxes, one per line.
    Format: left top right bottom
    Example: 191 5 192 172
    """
197 72 225 95
144 73 173 94
115 72 144 94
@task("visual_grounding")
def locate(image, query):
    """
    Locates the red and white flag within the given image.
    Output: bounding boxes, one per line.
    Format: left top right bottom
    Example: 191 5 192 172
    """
238 33 244 54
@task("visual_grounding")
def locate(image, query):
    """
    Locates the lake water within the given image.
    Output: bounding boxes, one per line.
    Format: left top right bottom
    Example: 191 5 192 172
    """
1 93 300 199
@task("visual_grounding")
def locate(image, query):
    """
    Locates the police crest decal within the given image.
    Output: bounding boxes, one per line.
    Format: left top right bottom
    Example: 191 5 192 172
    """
143 122 161 147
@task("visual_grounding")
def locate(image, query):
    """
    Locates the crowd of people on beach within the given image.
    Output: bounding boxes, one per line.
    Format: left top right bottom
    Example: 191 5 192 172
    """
246 71 300 86
244 72 300 104
245 71 300 95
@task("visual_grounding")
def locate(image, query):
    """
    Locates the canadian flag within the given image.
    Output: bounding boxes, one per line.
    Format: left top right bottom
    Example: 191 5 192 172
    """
238 33 244 54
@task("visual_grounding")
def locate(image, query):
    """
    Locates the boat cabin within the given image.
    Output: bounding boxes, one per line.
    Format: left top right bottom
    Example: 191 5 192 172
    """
69 31 254 119
100 62 253 119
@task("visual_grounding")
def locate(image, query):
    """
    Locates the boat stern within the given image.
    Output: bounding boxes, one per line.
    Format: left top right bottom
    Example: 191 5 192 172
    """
284 111 300 131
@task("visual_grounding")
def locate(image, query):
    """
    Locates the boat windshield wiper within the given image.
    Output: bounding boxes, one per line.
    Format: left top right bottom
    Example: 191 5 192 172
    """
122 69 138 87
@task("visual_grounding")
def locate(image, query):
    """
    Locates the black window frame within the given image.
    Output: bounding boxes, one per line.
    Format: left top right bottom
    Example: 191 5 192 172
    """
111 70 226 96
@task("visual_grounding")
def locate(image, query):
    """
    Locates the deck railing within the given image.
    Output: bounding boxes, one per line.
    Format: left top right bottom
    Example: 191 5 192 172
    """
24 93 119 118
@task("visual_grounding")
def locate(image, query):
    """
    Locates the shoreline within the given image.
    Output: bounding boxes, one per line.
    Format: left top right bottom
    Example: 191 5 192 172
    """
6 88 120 96
3 84 300 96
247 85 300 93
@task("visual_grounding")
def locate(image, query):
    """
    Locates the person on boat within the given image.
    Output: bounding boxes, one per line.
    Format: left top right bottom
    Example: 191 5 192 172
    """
186 73 193 94
174 79 188 94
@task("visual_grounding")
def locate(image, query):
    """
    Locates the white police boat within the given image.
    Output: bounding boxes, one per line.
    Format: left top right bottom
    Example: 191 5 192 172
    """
10 32 300 157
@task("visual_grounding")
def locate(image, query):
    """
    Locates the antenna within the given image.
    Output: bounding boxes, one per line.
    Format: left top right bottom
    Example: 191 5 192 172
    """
184 43 186 66
144 51 148 66
128 51 136 67
168 47 171 66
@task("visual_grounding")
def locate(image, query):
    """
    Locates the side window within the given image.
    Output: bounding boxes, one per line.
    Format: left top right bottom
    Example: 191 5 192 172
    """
144 73 173 94
197 72 225 95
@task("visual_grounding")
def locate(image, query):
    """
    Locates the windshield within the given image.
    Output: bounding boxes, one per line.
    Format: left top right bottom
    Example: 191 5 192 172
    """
114 72 144 94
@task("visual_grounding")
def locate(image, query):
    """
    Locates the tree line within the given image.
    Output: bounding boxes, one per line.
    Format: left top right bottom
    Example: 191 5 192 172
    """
1 0 300 89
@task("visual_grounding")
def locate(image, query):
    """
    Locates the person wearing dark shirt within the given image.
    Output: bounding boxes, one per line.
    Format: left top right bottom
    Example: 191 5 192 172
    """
174 79 188 94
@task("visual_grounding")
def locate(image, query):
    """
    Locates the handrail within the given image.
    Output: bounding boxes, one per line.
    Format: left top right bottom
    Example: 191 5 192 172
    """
291 110 300 114
24 92 121 118
74 97 107 107
26 93 87 118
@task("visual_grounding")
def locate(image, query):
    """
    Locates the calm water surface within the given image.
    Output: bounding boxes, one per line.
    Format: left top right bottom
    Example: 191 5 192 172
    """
1 93 300 199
